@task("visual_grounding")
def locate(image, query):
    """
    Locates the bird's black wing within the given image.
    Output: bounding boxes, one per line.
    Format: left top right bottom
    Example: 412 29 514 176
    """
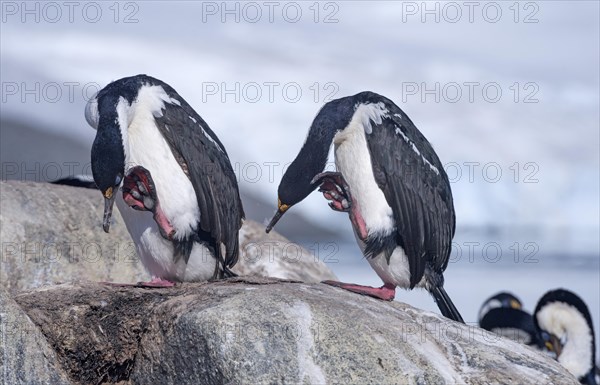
365 99 455 288
151 83 244 272
479 308 537 345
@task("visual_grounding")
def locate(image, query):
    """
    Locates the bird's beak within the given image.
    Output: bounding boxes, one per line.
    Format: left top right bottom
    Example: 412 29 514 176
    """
265 199 290 233
102 187 117 233
544 334 563 357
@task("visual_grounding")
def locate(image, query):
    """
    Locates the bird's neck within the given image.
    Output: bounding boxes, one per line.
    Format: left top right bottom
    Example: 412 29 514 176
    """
559 323 594 381
539 303 595 380
284 117 339 193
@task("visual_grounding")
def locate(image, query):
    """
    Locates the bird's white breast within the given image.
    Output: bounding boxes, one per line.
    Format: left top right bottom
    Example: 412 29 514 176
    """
353 231 421 289
117 86 200 240
115 195 216 281
334 104 422 288
333 103 394 236
112 85 216 281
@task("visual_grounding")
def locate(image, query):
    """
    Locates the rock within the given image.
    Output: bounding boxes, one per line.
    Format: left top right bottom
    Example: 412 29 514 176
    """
0 180 336 294
0 180 147 293
14 277 578 385
234 219 337 282
0 286 72 385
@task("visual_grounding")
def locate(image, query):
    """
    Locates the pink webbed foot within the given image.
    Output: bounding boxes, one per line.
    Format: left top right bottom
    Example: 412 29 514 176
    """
311 172 368 241
311 172 352 212
122 166 176 240
135 277 176 288
322 280 396 301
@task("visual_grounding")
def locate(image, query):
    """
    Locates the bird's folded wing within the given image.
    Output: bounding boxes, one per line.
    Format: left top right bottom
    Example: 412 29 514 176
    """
366 101 455 288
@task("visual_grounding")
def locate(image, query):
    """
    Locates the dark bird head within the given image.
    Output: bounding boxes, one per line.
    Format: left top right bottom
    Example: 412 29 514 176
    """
494 292 523 310
534 289 596 383
91 136 124 233
265 96 357 233
478 291 523 323
87 77 141 233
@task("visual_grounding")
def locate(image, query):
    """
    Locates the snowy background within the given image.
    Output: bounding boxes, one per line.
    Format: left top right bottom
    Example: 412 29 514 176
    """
1 1 598 352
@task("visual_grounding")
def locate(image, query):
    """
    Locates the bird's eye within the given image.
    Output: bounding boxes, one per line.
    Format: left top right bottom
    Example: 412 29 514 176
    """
114 175 122 186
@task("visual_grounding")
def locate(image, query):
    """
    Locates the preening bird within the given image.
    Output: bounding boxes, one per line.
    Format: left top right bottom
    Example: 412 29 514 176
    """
87 74 244 286
265 91 463 323
534 289 597 385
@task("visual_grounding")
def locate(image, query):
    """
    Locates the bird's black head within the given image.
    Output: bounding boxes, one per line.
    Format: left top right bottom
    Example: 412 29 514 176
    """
478 291 525 328
482 292 523 312
266 96 356 233
88 75 173 233
88 82 135 233
91 127 124 233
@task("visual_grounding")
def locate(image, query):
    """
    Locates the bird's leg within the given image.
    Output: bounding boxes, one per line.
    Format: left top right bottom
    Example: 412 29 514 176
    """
311 171 368 241
123 166 176 240
322 280 396 301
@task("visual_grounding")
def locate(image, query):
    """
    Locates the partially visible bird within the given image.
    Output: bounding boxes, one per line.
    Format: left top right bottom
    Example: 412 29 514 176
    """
478 292 524 320
87 74 244 285
265 91 463 322
478 292 548 348
534 289 597 385
52 175 97 189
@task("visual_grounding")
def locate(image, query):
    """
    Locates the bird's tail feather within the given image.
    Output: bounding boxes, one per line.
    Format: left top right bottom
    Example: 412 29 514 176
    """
431 285 464 323
212 241 238 279
222 266 237 278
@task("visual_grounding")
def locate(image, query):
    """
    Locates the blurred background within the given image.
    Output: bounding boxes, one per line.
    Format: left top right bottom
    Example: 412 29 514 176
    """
1 1 598 347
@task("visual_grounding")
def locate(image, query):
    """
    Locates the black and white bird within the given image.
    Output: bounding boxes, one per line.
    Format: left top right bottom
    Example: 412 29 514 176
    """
478 292 545 347
265 91 463 322
534 289 597 385
52 175 97 189
87 74 244 286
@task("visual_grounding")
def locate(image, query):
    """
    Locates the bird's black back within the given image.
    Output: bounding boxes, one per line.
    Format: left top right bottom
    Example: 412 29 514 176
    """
357 91 455 288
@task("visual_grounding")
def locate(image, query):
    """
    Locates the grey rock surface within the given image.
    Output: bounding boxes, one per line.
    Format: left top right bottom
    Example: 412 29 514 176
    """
14 277 578 385
0 180 336 294
234 219 337 282
0 286 72 385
